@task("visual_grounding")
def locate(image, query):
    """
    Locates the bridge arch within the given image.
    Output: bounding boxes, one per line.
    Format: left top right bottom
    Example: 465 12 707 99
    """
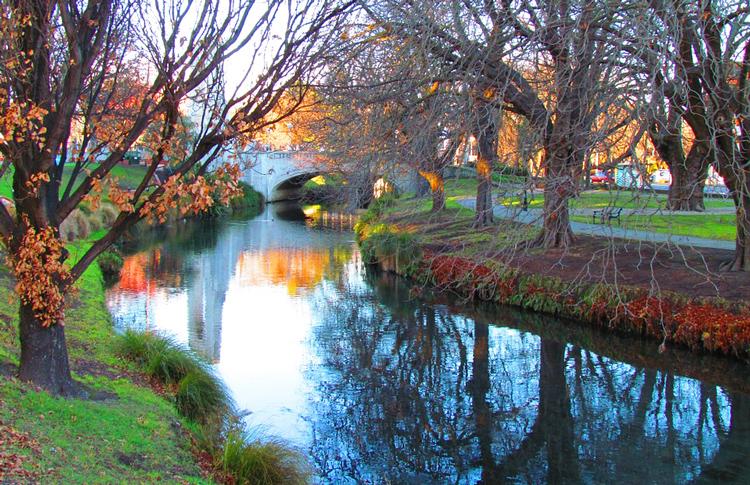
268 168 324 202
240 151 328 202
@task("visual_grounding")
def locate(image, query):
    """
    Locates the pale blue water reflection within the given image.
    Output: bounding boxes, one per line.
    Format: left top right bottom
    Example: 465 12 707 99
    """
106 204 750 484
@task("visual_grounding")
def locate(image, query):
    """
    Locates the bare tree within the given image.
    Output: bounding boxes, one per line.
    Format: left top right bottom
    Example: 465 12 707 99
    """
358 0 635 245
641 0 750 270
0 0 351 395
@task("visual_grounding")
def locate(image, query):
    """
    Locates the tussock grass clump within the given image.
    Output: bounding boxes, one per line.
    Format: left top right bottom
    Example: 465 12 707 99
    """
176 368 229 423
222 430 310 485
115 329 167 367
146 343 200 384
98 203 118 226
60 203 121 241
116 330 311 484
117 331 232 422
116 330 201 384
60 209 91 241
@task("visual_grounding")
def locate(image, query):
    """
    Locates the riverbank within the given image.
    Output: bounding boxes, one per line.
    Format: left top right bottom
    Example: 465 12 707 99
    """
0 183 264 483
355 196 750 360
0 249 211 483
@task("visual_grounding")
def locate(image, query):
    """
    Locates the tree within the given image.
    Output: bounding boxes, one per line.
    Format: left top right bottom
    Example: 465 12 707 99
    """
360 0 633 243
641 0 750 270
0 0 351 395
395 88 462 213
642 2 712 212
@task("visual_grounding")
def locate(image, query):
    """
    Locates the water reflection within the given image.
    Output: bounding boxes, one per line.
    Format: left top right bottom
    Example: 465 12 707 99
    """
106 206 750 484
308 272 750 483
108 204 355 364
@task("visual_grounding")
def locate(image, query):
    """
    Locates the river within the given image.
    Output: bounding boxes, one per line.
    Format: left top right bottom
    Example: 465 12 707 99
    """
106 203 750 484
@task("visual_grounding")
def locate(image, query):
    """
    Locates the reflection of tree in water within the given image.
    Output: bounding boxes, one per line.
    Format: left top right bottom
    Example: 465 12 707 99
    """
117 218 226 292
120 216 224 256
308 272 750 483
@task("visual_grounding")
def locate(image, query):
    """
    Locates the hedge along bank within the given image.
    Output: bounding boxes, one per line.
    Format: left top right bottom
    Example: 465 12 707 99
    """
354 208 750 361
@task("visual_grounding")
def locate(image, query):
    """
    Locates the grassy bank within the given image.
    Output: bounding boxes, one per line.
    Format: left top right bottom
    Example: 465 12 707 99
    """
1 205 305 483
355 195 750 361
0 243 210 483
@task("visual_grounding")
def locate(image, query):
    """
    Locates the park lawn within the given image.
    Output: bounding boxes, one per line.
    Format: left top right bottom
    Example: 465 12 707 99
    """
443 175 527 199
442 177 736 241
501 189 735 211
0 163 150 201
570 213 737 241
0 233 211 484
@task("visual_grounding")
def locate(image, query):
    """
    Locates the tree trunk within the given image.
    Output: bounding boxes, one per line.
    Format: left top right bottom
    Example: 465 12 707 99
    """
18 302 79 396
414 170 431 198
715 165 750 271
532 160 575 248
666 145 709 212
11 162 79 396
474 155 494 227
649 112 710 212
418 170 445 212
721 190 750 272
667 163 705 211
472 99 498 228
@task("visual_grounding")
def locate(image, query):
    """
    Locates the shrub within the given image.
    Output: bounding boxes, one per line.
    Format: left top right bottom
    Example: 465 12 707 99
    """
97 249 123 286
175 368 230 423
360 229 421 276
60 209 91 241
98 203 119 226
221 430 310 485
230 181 263 213
369 192 396 214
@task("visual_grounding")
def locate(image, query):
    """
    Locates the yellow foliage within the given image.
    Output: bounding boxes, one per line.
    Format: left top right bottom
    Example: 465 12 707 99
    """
8 221 71 327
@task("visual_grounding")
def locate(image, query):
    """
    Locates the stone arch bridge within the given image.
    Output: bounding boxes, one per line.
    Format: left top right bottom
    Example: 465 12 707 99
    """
236 150 415 202
239 151 325 202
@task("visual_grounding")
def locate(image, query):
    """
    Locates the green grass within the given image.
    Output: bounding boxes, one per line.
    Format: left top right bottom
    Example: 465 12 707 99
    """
442 176 735 211
499 188 735 211
572 213 737 241
0 235 211 483
107 163 150 190
442 178 736 241
0 163 150 201
220 430 310 485
0 374 208 484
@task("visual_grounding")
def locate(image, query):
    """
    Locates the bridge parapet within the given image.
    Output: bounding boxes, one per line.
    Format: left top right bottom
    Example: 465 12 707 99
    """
239 151 323 202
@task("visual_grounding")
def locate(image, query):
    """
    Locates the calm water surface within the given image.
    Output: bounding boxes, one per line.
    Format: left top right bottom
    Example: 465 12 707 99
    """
106 204 750 484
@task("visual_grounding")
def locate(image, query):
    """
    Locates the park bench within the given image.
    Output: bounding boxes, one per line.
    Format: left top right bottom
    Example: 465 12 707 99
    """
592 207 622 225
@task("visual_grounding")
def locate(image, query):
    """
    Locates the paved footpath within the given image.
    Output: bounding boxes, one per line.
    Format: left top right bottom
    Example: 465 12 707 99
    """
456 198 735 251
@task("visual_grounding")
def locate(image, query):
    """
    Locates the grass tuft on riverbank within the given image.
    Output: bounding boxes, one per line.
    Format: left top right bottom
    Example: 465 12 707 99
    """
116 330 310 484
